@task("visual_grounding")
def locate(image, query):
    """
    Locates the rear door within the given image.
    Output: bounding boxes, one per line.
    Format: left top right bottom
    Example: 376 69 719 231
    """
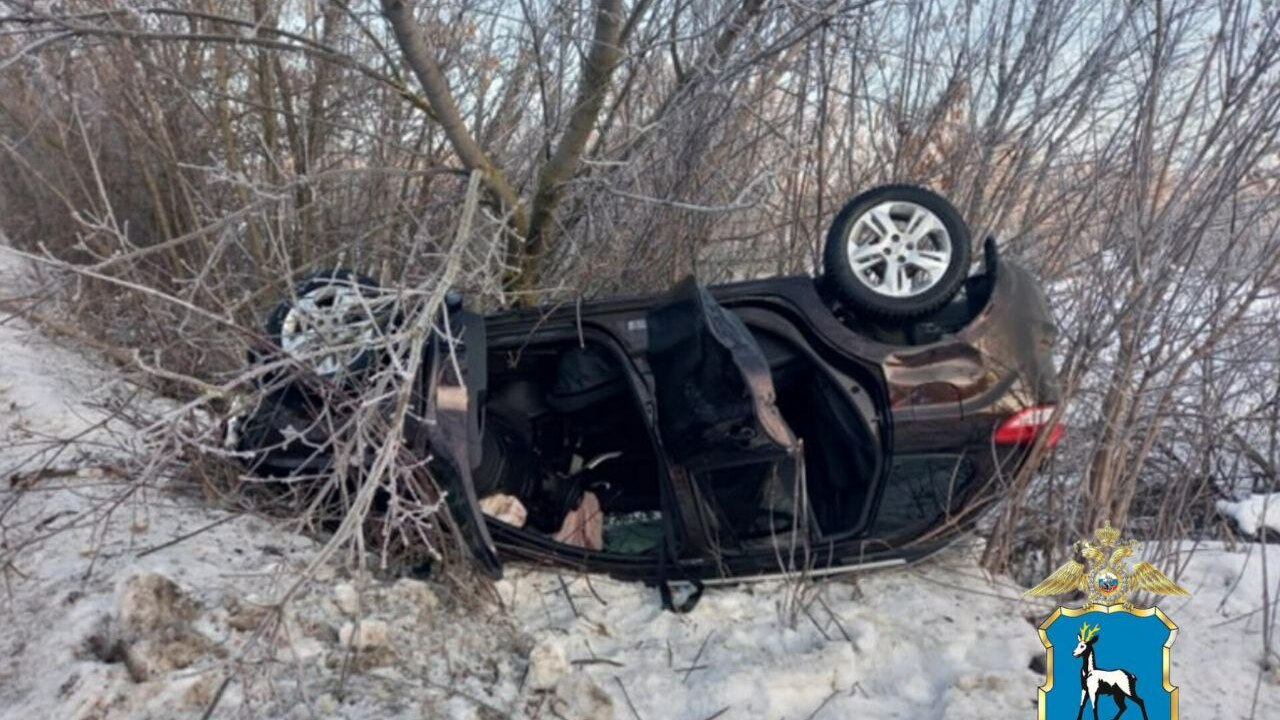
647 277 796 465
413 304 502 576
646 278 803 558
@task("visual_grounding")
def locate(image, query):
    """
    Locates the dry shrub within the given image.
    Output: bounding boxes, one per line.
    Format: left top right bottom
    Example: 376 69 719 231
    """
1 1 1279 607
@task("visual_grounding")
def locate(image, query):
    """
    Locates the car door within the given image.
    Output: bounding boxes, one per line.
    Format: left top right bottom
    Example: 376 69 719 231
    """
412 302 502 577
646 277 804 561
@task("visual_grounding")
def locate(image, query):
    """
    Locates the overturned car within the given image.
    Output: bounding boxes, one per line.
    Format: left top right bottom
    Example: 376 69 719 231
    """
229 185 1061 589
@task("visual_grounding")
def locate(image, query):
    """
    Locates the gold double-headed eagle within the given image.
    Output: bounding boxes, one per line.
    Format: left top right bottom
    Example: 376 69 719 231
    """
1025 522 1189 606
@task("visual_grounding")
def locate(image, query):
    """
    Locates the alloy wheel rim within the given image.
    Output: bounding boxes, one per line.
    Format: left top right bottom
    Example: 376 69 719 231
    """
279 283 381 377
844 201 952 298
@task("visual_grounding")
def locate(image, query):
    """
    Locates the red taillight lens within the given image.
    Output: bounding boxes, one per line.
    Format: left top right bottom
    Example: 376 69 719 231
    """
993 405 1063 448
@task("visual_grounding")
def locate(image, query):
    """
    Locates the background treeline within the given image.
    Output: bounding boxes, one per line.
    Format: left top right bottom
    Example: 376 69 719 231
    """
2 0 1280 582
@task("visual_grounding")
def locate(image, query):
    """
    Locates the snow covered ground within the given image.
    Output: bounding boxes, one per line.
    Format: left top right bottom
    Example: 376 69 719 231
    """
2 252 1278 719
1219 493 1280 540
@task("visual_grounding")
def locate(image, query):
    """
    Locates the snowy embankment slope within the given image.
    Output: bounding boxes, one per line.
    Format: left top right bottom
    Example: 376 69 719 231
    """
1219 493 1280 540
1 254 1277 719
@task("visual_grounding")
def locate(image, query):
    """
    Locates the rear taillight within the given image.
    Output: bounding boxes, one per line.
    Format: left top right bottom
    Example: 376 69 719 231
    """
993 405 1063 448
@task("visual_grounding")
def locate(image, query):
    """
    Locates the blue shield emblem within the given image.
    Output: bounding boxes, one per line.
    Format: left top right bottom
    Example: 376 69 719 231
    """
1038 605 1178 720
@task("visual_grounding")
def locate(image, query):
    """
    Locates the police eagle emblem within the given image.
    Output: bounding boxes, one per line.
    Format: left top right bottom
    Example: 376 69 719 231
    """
1027 522 1189 720
1025 522 1189 607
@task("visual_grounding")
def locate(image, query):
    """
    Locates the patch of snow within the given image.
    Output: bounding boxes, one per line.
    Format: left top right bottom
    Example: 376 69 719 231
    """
495 541 1280 719
1218 493 1280 538
334 582 361 616
339 619 389 651
526 638 570 691
498 549 1045 719
551 672 614 720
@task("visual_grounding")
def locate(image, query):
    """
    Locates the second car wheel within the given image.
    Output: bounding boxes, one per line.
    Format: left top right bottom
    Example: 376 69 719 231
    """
823 184 972 320
265 269 389 380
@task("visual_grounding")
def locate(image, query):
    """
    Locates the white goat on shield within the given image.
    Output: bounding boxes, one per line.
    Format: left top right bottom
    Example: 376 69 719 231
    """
1071 622 1149 720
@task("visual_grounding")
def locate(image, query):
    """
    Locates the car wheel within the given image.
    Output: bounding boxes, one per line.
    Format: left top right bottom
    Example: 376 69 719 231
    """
823 185 972 320
265 269 389 379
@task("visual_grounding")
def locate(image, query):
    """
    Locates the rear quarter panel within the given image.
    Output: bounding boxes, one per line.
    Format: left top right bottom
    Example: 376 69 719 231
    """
888 260 1058 453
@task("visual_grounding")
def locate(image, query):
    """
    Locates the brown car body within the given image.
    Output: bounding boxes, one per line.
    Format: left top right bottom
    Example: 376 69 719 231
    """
234 237 1058 590
405 239 1061 582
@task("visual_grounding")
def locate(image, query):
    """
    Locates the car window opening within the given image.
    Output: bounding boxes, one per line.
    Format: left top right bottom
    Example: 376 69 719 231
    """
473 340 664 556
872 455 976 539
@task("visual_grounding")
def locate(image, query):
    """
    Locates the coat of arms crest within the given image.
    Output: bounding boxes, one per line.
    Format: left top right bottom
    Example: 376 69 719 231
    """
1026 522 1189 720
